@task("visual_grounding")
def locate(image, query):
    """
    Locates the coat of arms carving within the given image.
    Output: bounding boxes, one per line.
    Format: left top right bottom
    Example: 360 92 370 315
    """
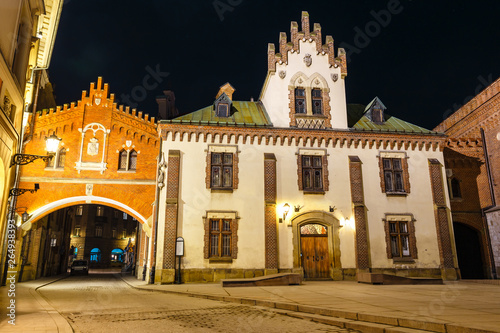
303 54 312 67
87 137 99 156
278 71 286 79
331 73 339 82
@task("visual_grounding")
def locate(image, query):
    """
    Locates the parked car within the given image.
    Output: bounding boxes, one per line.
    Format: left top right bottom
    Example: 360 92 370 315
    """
70 260 89 275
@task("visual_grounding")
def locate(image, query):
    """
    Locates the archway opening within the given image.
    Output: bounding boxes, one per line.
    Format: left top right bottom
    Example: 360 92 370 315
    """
90 248 102 263
111 248 124 263
453 222 485 279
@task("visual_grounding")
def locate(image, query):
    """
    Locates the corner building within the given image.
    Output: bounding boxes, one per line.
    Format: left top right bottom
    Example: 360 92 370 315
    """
155 12 459 283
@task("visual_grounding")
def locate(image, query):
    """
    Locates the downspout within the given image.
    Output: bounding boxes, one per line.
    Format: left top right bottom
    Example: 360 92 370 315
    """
149 139 163 284
480 128 497 278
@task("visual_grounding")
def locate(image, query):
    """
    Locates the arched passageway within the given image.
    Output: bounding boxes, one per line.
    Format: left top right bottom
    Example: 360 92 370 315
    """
453 222 485 279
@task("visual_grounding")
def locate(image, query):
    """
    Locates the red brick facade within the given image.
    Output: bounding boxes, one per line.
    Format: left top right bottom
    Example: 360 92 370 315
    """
17 77 158 227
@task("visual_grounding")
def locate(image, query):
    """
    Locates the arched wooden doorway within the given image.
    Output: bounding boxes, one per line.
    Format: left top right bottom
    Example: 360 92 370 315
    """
291 211 341 280
453 222 485 279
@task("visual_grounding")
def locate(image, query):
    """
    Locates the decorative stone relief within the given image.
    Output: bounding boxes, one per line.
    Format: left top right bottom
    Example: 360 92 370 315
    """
87 137 99 156
331 74 339 82
157 153 167 189
279 71 286 79
86 184 93 196
304 54 312 67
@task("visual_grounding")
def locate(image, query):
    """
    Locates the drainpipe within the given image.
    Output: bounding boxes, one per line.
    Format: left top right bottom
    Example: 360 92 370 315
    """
480 128 497 278
149 139 163 284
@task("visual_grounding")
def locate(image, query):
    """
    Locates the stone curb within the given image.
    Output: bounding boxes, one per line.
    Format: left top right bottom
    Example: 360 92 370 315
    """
119 276 497 333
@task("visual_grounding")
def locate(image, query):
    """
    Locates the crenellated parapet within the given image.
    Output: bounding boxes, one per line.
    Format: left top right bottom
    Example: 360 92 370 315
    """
267 11 347 77
34 77 156 128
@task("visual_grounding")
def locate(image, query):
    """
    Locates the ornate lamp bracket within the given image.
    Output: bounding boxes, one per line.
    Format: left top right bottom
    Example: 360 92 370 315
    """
10 154 53 167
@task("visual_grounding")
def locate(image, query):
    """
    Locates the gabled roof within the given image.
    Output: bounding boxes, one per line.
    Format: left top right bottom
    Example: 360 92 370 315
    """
364 96 387 112
160 101 272 127
347 102 439 134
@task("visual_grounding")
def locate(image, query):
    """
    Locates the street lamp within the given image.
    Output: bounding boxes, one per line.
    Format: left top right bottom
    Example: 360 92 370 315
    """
10 133 61 167
9 183 39 197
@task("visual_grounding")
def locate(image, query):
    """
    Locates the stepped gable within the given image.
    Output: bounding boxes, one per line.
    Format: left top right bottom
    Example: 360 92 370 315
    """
31 77 158 140
267 11 347 77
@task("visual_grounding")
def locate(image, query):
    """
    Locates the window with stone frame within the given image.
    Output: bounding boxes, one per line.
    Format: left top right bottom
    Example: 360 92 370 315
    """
312 88 323 115
297 149 329 193
95 225 103 238
378 152 410 195
76 205 83 216
383 215 417 261
450 177 462 199
46 148 66 169
118 149 137 171
295 88 306 114
206 145 239 191
204 213 238 262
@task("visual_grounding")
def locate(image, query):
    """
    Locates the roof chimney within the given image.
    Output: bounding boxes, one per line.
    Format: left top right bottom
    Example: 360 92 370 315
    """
156 90 178 120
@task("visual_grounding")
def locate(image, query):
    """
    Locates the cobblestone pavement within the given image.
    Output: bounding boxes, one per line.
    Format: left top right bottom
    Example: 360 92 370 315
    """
38 273 359 333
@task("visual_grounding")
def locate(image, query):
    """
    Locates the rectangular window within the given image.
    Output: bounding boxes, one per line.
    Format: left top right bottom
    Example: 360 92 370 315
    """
76 205 83 216
383 158 405 193
95 226 103 237
123 230 127 239
389 221 410 257
112 229 116 238
217 103 229 117
74 227 80 237
123 212 128 220
114 210 119 219
302 156 323 191
211 153 233 188
209 219 232 257
96 206 104 217
295 88 306 114
312 88 322 115
57 148 66 168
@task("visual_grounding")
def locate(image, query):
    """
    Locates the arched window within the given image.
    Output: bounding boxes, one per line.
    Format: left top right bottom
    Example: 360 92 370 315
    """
118 149 137 171
111 248 124 262
312 88 323 115
295 88 306 114
57 148 66 168
46 148 66 169
119 150 128 170
90 248 101 262
129 150 137 170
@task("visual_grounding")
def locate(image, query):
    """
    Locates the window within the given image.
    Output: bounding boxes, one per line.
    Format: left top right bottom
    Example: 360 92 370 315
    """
295 88 306 114
118 149 137 171
302 156 323 191
74 227 81 237
312 89 323 115
114 210 119 219
383 158 404 192
95 226 103 237
96 206 104 217
123 212 128 220
379 153 410 194
217 103 229 117
209 219 232 258
389 221 410 257
76 205 83 216
384 215 417 260
90 248 101 262
372 108 383 123
211 153 233 188
122 230 127 239
450 178 462 199
46 148 66 169
112 229 116 238
297 150 329 193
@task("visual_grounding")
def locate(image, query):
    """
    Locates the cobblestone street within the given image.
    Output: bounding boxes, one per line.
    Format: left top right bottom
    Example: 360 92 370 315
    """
38 273 356 333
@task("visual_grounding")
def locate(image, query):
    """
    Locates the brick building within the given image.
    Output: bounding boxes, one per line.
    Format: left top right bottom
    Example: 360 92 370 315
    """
151 12 459 284
434 77 500 279
13 78 158 281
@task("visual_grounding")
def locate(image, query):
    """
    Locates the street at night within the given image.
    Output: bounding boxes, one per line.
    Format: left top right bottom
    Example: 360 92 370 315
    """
36 272 352 333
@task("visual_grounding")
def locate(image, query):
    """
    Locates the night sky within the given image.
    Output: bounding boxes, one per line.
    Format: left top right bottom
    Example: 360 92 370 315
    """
49 0 500 130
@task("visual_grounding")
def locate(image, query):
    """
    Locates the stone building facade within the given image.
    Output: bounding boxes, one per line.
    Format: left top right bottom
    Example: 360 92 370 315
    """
152 12 459 284
0 0 63 284
434 77 500 279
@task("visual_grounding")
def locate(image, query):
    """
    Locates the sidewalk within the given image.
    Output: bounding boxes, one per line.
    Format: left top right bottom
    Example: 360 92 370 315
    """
122 276 500 333
0 274 72 333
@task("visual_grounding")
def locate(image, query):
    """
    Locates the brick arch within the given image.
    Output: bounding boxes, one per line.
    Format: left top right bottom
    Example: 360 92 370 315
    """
22 196 149 226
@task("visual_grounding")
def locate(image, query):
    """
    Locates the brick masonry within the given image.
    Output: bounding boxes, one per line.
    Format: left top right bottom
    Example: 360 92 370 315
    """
163 150 180 269
348 156 370 269
428 159 455 269
264 153 278 269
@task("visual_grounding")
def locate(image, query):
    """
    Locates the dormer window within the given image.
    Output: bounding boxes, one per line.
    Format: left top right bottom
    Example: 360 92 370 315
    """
216 103 229 117
372 107 383 123
295 88 306 114
312 89 323 115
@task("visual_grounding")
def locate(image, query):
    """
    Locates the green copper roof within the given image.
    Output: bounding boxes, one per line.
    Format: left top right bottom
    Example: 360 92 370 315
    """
347 103 438 134
161 101 272 127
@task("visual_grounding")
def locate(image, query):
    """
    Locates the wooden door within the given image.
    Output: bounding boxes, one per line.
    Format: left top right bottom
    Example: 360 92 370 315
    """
301 235 330 279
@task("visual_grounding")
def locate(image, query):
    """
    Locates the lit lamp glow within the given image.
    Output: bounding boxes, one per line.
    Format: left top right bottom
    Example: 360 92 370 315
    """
45 133 62 153
279 203 291 223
